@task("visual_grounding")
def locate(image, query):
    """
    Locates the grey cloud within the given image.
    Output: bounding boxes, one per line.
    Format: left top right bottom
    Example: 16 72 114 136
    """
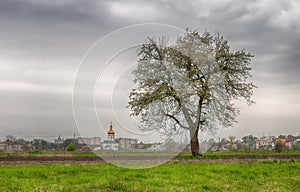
0 0 300 139
0 0 103 22
0 0 116 60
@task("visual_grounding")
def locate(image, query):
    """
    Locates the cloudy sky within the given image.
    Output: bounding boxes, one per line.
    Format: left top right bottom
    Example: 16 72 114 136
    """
1 0 300 141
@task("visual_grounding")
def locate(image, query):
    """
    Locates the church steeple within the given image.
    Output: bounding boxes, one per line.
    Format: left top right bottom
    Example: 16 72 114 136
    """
107 122 115 140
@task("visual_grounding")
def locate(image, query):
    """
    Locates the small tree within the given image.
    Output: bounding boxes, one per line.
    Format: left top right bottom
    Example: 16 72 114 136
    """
228 135 236 151
129 30 256 156
278 135 286 139
66 143 76 151
275 140 285 153
32 139 49 151
63 139 74 149
242 135 257 143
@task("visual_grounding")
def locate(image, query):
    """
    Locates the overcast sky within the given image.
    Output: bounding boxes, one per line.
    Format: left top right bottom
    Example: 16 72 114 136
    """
1 0 300 141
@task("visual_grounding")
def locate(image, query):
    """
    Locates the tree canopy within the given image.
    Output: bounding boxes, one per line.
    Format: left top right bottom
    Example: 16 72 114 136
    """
128 30 256 156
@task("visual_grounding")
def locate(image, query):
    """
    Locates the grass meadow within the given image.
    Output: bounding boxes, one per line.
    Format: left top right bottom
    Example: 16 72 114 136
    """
0 160 299 191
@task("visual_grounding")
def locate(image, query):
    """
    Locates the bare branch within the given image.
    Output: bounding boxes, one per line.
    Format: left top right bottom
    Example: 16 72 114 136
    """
165 113 190 130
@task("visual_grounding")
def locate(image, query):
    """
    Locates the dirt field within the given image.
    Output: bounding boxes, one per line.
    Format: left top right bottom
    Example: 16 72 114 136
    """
1 154 299 165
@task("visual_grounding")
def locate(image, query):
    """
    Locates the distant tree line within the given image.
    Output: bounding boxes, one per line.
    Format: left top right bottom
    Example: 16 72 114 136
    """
0 135 80 152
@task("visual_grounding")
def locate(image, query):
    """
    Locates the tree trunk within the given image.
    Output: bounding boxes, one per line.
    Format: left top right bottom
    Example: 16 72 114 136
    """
190 128 201 156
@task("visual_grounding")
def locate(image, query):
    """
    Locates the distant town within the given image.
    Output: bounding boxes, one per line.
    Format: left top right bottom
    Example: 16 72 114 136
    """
1 123 300 153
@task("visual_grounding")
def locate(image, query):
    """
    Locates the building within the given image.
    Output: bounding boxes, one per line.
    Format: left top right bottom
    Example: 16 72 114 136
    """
102 123 119 151
285 137 296 150
77 137 102 151
148 142 163 151
116 138 138 149
54 134 64 144
293 139 300 150
54 134 64 151
0 140 12 151
77 137 101 145
242 139 256 151
256 136 276 150
133 142 144 149
0 139 23 152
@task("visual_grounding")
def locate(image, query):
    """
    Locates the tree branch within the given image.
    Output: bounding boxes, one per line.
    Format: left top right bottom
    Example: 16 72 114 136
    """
165 114 190 130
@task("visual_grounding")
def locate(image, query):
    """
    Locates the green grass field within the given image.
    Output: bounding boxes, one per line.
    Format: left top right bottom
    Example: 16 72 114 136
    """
0 161 299 191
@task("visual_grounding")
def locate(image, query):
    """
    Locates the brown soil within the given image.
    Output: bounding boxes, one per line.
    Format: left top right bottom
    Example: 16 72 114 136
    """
0 156 105 165
0 154 299 165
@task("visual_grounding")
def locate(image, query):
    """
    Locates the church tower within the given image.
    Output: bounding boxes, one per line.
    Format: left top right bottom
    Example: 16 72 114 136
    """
107 122 115 140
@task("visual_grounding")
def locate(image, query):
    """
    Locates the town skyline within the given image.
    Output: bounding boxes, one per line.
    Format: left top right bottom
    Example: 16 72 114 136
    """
1 131 300 153
1 130 299 144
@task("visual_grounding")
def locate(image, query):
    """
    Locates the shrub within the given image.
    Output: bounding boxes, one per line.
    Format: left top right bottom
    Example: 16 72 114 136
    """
66 143 76 151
